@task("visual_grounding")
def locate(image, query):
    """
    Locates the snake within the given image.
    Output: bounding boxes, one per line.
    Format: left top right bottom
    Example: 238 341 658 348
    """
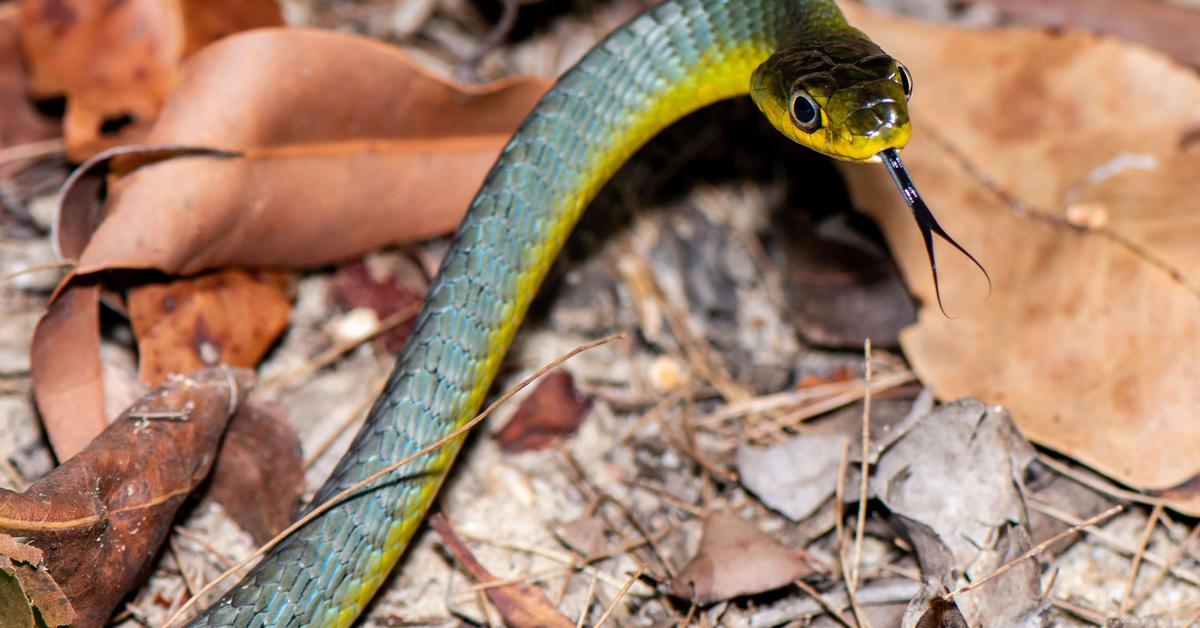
188 0 985 625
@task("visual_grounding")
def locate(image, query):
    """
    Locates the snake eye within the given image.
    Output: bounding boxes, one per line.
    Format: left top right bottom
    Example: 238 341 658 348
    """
789 92 821 132
897 63 913 100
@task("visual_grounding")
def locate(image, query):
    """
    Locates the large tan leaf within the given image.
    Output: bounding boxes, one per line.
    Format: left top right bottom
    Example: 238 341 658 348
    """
34 28 550 461
839 4 1200 505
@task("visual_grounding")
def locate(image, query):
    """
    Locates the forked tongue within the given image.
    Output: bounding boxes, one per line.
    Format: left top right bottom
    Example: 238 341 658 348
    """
879 148 990 317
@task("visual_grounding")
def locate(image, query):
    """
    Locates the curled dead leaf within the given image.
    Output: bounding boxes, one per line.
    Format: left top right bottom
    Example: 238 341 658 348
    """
34 28 550 461
0 367 253 626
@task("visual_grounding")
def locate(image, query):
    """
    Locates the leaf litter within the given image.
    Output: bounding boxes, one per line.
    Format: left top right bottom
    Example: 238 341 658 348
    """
1 0 1200 625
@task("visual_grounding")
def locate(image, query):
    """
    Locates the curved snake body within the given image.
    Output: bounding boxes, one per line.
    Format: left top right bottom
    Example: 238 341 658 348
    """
190 1 932 624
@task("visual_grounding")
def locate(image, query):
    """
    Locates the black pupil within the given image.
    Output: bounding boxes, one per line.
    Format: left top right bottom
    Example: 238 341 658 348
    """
792 95 816 123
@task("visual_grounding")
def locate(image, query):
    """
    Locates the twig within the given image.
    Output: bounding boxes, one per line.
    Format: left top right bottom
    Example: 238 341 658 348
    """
0 457 27 491
1119 503 1162 614
0 138 64 167
163 333 623 627
738 371 915 442
1029 500 1200 587
794 579 855 628
1129 520 1200 609
0 259 77 283
849 339 872 592
594 564 645 628
576 572 598 628
944 505 1124 600
260 302 421 391
1050 597 1108 625
1036 453 1172 508
302 374 389 468
455 0 520 82
834 438 851 580
172 526 236 571
459 534 629 590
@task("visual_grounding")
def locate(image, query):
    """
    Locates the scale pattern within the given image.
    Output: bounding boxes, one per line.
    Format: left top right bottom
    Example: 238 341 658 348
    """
189 1 858 625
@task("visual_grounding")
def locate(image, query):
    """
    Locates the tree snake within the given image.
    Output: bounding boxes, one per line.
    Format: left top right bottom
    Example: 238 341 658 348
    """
188 0 982 624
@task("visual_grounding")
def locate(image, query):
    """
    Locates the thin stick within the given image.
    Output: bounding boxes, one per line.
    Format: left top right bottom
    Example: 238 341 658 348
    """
593 564 645 628
0 259 77 283
1120 503 1162 614
1029 500 1200 587
1037 454 1172 508
576 571 598 628
163 333 623 627
0 138 64 167
834 438 851 580
1129 520 1200 609
794 579 855 628
303 374 389 468
261 302 421 391
944 505 1124 600
849 339 872 592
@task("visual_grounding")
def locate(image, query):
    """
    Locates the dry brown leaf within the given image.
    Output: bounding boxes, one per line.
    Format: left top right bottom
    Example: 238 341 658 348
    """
18 0 282 158
0 367 252 626
30 279 104 460
0 13 57 150
204 401 303 544
34 29 549 461
495 370 592 452
668 510 820 604
839 4 1200 508
128 269 291 386
966 0 1200 67
55 28 551 275
430 513 574 628
0 536 75 628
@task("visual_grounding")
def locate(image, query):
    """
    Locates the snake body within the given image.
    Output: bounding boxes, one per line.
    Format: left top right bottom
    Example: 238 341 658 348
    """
191 1 923 624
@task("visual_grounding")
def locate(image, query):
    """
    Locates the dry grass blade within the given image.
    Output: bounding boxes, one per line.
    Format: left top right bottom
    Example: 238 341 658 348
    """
944 505 1124 600
593 564 645 628
163 333 623 627
1120 503 1162 614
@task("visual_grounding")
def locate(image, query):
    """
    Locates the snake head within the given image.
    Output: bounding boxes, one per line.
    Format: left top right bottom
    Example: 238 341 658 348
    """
751 39 912 162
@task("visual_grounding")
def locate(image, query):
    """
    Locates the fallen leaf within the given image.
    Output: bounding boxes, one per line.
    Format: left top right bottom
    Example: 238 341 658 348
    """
840 3 1200 509
18 0 282 158
334 257 427 353
34 28 549 461
668 510 820 604
29 279 104 460
0 535 75 628
204 401 303 544
909 595 968 628
495 370 592 452
965 0 1200 66
0 13 57 150
0 367 253 626
867 399 1044 625
738 397 927 522
430 513 574 628
128 269 291 386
